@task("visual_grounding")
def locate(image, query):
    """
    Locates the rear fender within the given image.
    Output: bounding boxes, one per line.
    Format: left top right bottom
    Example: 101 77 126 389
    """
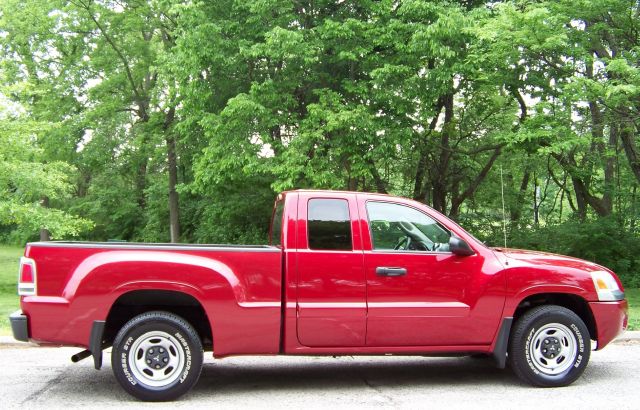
57 252 237 348
62 250 281 355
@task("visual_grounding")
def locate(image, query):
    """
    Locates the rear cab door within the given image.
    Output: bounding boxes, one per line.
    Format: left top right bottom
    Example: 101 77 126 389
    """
295 191 366 347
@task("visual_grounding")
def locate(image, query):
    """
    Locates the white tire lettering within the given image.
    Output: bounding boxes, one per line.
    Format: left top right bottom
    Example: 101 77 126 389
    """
570 323 585 353
525 327 538 373
121 352 137 385
175 331 192 383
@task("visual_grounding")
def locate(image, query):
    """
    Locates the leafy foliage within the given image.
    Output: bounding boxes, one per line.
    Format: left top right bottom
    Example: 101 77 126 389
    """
0 101 92 240
481 218 640 287
0 0 639 285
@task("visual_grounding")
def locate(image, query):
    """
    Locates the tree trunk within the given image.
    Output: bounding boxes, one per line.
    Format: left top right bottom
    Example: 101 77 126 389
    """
136 161 147 210
602 122 617 213
165 107 179 243
368 159 388 194
449 146 502 218
413 98 445 201
167 135 180 243
431 93 454 213
533 179 540 226
449 178 461 220
619 119 640 184
552 152 611 218
413 154 427 200
586 63 614 215
510 169 530 225
39 228 51 241
571 177 588 221
39 196 51 241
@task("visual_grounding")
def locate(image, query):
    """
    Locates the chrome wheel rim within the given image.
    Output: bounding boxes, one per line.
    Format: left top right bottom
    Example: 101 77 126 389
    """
129 330 185 388
529 323 577 375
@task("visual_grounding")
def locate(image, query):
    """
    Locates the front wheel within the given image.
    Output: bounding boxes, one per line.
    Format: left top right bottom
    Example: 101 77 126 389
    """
509 305 590 387
111 311 204 401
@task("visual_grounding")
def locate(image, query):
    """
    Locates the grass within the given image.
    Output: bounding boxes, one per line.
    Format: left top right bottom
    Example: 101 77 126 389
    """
0 244 637 336
0 245 22 336
626 288 640 331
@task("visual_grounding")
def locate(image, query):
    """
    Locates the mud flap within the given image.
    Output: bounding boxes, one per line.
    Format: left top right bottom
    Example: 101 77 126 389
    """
90 321 106 370
492 317 513 369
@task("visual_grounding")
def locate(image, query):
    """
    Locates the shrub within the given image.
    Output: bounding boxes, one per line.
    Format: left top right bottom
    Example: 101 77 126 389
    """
481 218 640 288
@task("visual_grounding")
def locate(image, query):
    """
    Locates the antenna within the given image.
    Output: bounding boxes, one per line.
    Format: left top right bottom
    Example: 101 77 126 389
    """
500 165 508 248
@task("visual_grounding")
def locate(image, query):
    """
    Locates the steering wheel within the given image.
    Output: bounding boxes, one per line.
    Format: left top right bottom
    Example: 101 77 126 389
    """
393 235 411 250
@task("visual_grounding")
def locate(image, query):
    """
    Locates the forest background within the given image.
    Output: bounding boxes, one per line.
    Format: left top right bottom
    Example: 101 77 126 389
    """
1 0 640 290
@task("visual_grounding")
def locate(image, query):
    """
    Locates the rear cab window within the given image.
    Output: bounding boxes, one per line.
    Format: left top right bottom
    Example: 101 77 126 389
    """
307 198 352 250
270 200 284 247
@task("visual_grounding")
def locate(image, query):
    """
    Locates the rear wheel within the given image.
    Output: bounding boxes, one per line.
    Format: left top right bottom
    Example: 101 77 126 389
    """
111 311 203 401
509 305 590 387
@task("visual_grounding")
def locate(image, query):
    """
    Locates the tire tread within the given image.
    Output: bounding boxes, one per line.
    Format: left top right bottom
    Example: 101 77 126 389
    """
508 305 590 387
111 311 204 401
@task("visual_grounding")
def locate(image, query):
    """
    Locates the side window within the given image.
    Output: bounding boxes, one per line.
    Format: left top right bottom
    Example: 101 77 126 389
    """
308 199 352 250
270 200 284 246
366 201 451 252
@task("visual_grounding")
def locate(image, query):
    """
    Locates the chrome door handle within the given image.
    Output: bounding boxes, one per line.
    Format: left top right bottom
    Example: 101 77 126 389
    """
376 267 407 277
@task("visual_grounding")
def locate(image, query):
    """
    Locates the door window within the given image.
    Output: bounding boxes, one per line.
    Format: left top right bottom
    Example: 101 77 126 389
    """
308 199 352 250
366 201 450 252
270 200 284 246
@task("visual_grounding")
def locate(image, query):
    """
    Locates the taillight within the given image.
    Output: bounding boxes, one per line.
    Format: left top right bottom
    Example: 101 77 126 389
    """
18 257 37 296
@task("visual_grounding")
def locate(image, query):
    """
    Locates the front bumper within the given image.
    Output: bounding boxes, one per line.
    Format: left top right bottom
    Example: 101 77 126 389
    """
589 299 628 350
9 310 29 342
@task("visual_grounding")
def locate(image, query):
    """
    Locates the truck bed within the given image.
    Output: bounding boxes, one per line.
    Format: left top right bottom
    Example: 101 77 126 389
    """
22 241 283 356
31 241 277 250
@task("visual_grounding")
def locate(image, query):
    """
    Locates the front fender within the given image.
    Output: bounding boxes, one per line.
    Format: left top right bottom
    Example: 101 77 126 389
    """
502 262 598 317
504 284 592 317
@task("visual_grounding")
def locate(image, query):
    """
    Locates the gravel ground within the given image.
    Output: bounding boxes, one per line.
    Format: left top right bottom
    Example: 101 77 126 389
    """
0 339 638 409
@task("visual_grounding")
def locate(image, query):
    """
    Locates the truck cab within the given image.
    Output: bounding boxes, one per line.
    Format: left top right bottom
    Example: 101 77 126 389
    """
278 190 504 350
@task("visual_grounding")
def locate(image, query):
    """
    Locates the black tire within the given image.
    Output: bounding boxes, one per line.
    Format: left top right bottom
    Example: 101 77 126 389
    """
111 311 204 401
509 305 590 387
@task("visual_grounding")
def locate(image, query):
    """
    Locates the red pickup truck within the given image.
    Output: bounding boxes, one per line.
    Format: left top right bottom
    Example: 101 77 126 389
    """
10 190 628 401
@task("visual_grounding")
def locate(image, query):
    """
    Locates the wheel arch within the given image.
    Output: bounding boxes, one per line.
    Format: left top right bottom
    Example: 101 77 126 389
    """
512 293 596 342
104 289 214 351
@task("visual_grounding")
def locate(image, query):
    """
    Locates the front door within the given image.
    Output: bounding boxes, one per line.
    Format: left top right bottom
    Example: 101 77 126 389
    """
360 199 504 346
296 194 366 347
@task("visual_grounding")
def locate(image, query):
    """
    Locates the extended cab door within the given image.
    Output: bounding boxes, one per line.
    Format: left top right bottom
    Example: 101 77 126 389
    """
359 197 504 347
296 192 366 347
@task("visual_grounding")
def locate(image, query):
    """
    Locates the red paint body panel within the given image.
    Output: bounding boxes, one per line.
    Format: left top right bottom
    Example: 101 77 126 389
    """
295 192 366 347
19 190 627 358
590 300 628 349
23 244 282 356
355 195 505 346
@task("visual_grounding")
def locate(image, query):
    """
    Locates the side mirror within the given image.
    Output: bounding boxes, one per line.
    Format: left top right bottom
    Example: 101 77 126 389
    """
449 236 475 256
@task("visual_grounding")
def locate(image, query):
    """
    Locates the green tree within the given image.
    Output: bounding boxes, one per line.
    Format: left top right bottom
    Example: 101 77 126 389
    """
0 96 92 239
0 0 638 285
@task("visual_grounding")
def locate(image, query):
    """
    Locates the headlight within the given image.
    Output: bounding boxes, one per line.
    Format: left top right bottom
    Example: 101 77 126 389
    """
590 271 625 301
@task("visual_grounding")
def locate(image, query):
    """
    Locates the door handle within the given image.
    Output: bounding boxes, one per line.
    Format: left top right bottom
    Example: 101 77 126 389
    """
376 267 407 277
